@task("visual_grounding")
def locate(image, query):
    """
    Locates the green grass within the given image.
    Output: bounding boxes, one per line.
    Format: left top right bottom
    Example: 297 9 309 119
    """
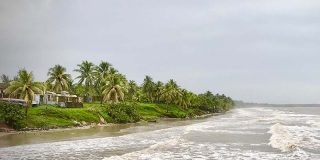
26 105 101 128
23 102 208 129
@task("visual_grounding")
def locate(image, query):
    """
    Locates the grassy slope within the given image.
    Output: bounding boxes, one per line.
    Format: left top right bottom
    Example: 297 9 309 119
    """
25 102 207 129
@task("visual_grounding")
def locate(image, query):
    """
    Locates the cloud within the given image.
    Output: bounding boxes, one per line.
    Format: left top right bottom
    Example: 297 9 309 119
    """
1 0 320 104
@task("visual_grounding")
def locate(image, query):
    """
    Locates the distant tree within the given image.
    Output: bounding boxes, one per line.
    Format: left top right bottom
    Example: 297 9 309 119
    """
94 61 112 104
13 76 19 81
134 89 147 102
204 91 214 97
0 74 10 84
46 65 71 93
154 81 164 103
74 61 95 101
142 75 155 102
4 69 42 123
102 74 127 103
177 89 193 109
94 61 113 82
126 80 138 101
109 67 118 75
160 79 181 112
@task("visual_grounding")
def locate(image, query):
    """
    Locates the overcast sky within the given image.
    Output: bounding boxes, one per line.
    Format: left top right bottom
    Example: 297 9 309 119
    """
1 0 320 104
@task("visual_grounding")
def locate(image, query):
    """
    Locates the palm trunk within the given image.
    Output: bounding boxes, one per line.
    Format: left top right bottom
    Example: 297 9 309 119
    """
25 104 29 127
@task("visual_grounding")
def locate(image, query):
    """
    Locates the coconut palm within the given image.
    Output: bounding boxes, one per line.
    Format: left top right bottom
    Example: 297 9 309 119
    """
102 74 127 103
177 89 193 109
109 67 118 75
47 65 71 93
160 79 182 112
94 61 112 82
0 74 10 84
4 69 43 121
94 61 112 103
204 91 214 97
126 80 138 101
154 81 164 103
142 75 155 102
74 61 95 101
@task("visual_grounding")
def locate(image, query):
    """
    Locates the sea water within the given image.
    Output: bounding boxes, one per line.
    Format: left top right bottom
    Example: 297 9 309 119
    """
0 106 319 160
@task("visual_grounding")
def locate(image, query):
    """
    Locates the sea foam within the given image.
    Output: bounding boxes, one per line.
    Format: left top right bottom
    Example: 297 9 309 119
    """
268 123 300 152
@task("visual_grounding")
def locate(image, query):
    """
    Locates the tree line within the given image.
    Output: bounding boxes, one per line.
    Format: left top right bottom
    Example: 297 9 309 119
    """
1 60 234 113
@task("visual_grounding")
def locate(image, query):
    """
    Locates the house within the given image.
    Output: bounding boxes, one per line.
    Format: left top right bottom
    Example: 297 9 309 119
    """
0 85 83 108
43 91 83 108
0 83 40 106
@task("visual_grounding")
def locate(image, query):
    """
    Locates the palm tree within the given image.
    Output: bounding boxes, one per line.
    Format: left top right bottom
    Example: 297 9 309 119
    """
134 89 145 102
0 74 10 84
4 69 42 122
127 80 138 101
94 61 112 81
177 89 193 109
142 75 155 102
160 79 181 112
94 61 112 104
204 91 214 97
46 65 71 93
154 81 164 103
102 74 127 103
74 61 95 101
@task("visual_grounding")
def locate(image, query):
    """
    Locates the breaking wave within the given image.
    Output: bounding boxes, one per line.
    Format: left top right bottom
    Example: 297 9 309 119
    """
1 107 320 160
268 123 299 152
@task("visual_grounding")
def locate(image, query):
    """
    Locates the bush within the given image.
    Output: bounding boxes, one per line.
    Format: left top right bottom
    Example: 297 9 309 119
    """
106 103 141 123
0 102 26 129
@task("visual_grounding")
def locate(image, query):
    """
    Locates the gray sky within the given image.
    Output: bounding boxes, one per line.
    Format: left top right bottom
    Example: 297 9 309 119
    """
1 0 320 104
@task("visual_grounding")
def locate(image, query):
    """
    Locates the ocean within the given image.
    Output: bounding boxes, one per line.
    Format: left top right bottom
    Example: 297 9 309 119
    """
0 106 319 160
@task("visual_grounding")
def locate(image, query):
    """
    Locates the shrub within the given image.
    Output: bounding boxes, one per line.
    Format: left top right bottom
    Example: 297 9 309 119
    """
0 102 26 129
106 103 141 123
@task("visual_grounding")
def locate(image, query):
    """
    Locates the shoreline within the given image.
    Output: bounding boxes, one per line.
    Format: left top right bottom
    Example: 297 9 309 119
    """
0 112 223 138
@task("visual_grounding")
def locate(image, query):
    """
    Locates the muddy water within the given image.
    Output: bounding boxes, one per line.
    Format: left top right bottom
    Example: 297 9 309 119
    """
0 107 320 160
0 118 209 148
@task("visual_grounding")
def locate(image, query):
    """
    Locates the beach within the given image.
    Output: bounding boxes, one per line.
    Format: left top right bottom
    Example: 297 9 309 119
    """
0 106 319 159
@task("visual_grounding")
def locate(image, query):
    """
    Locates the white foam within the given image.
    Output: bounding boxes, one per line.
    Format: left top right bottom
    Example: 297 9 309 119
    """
268 123 300 152
2 107 320 160
306 120 320 128
103 139 181 160
103 141 315 160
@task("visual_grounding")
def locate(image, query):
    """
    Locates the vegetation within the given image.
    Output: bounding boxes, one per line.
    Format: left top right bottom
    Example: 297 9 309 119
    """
0 60 234 130
160 79 182 112
74 61 96 101
47 65 71 93
0 74 10 84
0 102 25 129
94 61 112 104
102 74 127 103
3 69 43 123
0 102 208 129
106 103 140 123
